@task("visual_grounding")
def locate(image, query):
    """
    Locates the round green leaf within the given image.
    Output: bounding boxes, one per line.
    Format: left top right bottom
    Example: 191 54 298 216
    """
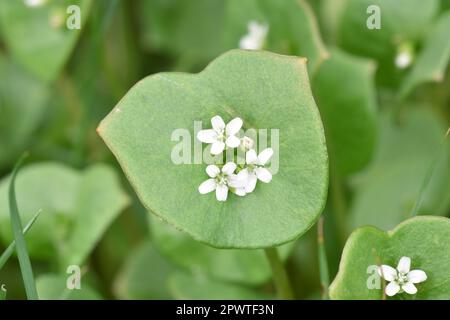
330 216 450 299
150 215 294 285
0 0 92 82
98 49 329 248
0 163 129 263
169 272 271 300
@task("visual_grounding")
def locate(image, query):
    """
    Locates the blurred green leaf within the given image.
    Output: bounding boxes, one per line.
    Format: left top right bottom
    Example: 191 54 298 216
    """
400 11 450 98
0 163 129 264
0 0 92 82
350 108 450 230
63 164 130 266
0 210 40 271
312 49 377 175
98 50 328 248
338 0 439 61
169 272 272 300
36 274 102 300
0 55 48 169
223 0 328 73
114 240 176 299
330 216 450 299
150 216 294 286
336 0 441 86
140 0 225 65
140 0 328 72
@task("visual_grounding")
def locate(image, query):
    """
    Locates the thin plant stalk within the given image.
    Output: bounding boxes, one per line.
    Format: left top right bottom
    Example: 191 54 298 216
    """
317 217 330 299
264 247 294 299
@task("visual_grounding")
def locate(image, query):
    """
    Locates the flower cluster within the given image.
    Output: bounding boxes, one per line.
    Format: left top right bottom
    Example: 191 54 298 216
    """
378 256 427 297
197 115 274 201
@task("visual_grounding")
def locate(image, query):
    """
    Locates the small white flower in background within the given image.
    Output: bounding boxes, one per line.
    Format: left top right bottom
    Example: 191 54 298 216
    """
395 42 414 69
239 21 269 50
198 162 247 201
197 115 243 155
241 148 273 193
395 51 412 69
378 256 427 297
24 0 47 7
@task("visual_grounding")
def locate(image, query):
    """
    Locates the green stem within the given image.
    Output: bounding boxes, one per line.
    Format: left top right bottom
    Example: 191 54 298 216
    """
330 164 347 244
264 247 294 299
317 217 330 299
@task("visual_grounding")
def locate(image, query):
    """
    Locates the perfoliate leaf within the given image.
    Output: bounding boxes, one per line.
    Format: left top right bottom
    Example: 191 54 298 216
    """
330 216 450 299
98 50 329 248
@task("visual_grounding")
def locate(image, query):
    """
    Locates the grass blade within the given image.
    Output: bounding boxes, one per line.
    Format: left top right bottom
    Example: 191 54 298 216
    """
317 217 330 300
0 210 41 271
8 153 39 300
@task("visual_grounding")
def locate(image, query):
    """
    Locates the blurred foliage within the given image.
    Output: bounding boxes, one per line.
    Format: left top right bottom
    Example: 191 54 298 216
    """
0 0 449 300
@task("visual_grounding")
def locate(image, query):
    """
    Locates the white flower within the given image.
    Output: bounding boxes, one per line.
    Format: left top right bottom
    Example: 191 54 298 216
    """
24 0 47 7
197 115 243 155
239 21 269 50
395 52 412 69
378 256 427 297
241 148 273 193
198 162 247 201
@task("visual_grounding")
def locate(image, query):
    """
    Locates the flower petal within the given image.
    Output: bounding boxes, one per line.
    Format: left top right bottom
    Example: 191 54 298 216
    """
244 172 257 193
197 129 217 143
255 167 272 183
198 179 216 194
228 172 248 188
246 149 258 164
234 188 246 196
402 282 417 295
258 148 273 165
211 115 225 132
222 162 237 175
385 281 400 297
397 257 411 274
408 270 427 284
210 141 225 155
226 117 243 135
215 184 228 201
226 135 241 148
206 165 220 178
378 265 397 282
